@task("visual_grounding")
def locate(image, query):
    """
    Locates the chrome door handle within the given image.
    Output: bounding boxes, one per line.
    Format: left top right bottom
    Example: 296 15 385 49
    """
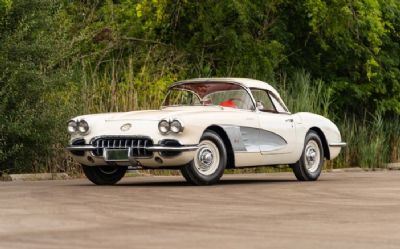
285 119 294 122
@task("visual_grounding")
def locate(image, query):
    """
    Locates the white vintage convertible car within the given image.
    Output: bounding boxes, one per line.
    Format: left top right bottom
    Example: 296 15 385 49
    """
66 78 346 185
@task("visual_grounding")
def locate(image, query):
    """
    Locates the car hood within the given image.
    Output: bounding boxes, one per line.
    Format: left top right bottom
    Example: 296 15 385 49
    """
70 106 231 143
74 106 226 122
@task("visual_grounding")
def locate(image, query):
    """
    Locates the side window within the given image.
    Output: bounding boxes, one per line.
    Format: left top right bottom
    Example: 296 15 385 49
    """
207 89 254 110
250 89 276 112
269 93 287 113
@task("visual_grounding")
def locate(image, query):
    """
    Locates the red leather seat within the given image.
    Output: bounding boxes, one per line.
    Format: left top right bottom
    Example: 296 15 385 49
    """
219 99 237 108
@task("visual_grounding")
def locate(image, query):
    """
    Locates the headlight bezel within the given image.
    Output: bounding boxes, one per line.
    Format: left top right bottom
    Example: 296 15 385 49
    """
77 119 90 135
158 119 171 134
67 119 90 135
158 118 184 135
170 120 184 133
67 120 78 134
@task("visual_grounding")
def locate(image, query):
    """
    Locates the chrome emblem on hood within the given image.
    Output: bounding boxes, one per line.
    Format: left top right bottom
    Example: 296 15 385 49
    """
120 123 132 132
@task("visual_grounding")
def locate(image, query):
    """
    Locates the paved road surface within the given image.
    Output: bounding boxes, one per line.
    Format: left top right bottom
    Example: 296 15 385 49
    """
1 171 400 249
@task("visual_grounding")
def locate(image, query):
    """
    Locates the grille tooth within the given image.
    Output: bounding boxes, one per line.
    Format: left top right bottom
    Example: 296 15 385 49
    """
143 140 147 155
137 140 141 157
91 137 153 157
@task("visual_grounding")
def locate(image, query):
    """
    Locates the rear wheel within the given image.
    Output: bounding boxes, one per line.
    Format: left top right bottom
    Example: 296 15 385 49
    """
291 131 324 181
180 130 227 185
82 165 127 185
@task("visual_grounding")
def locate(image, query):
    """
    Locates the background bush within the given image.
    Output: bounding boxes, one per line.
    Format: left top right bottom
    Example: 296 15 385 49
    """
0 0 399 174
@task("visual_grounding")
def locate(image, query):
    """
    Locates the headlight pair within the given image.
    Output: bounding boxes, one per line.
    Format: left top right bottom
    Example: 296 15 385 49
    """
67 119 90 135
158 119 184 134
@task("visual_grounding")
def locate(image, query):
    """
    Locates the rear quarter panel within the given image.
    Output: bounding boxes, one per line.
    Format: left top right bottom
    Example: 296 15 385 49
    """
294 112 343 160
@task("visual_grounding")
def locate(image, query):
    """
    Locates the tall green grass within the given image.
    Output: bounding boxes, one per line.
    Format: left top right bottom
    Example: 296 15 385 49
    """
79 56 180 114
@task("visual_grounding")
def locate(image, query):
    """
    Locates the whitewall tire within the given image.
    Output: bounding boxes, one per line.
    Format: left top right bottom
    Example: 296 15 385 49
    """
180 130 227 185
291 131 324 181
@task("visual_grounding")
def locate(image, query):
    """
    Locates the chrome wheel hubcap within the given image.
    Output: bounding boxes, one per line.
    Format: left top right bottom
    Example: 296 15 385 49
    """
194 140 220 176
304 140 320 173
199 148 214 166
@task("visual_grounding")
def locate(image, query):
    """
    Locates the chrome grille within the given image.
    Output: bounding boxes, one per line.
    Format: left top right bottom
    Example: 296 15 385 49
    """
91 137 153 157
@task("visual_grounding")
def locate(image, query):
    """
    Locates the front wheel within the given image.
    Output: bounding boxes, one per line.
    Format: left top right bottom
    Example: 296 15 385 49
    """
291 131 324 181
180 130 227 185
82 165 127 185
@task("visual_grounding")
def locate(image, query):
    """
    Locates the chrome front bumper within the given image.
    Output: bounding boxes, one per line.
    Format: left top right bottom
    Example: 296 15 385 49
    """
329 142 347 147
66 144 199 152
66 143 199 167
66 136 200 167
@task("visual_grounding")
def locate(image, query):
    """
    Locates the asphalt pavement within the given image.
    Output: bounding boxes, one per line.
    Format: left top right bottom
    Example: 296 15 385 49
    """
1 171 400 249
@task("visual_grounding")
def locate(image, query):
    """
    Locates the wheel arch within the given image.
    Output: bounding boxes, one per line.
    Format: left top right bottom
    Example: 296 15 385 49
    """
309 127 330 160
204 125 235 169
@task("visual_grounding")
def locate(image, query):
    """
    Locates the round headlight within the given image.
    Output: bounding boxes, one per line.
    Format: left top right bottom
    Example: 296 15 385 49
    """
67 120 77 134
158 120 170 134
170 120 183 133
77 120 89 134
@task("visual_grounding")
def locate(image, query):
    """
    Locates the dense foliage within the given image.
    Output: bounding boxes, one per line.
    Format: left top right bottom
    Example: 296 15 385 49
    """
0 0 399 173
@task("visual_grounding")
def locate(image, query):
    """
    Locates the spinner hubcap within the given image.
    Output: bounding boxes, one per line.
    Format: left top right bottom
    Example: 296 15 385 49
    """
194 140 220 176
304 140 320 173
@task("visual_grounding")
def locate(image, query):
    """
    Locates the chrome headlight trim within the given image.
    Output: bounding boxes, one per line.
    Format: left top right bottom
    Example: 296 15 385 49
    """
158 119 170 134
67 120 78 134
77 119 90 135
170 119 184 133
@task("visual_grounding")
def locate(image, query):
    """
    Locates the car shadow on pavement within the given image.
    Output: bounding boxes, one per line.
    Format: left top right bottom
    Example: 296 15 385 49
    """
109 178 298 187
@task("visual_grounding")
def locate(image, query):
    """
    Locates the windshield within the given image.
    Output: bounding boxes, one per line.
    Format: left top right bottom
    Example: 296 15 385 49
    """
163 82 255 110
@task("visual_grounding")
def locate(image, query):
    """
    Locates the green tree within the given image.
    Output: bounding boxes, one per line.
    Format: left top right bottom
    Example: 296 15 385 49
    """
0 0 12 16
286 0 400 113
0 0 70 172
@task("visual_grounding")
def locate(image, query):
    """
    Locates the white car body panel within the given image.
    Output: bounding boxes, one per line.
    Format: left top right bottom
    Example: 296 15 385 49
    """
67 78 345 168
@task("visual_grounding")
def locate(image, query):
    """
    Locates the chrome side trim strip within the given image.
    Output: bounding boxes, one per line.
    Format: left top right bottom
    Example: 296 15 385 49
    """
329 142 347 147
146 145 199 152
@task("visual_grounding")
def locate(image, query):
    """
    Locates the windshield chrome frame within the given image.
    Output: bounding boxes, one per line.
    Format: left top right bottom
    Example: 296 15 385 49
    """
161 81 257 111
161 88 202 108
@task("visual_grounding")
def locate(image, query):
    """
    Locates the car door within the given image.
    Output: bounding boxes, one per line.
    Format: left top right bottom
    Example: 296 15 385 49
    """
250 89 296 155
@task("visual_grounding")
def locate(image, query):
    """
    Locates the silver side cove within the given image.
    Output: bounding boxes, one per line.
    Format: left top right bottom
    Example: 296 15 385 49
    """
220 125 287 153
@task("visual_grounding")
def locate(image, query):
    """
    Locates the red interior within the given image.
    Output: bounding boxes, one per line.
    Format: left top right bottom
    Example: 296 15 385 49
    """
219 99 237 108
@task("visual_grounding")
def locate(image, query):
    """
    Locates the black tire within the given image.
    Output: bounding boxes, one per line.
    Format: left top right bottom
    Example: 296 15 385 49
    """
180 130 227 185
82 165 127 185
291 131 324 181
180 165 194 184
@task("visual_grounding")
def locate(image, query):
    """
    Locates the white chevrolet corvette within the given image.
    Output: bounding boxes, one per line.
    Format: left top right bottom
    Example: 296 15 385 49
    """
66 78 346 185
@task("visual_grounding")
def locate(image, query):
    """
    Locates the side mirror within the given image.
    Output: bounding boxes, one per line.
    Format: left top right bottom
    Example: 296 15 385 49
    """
256 101 264 111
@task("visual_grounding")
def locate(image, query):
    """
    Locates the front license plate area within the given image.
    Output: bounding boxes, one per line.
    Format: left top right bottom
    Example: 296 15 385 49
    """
104 149 129 161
